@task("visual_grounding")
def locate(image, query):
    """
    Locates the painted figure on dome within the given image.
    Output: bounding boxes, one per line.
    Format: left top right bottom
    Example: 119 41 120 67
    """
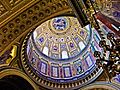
52 17 67 30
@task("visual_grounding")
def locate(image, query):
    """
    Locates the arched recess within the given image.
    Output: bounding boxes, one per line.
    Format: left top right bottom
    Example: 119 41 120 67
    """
0 68 39 90
0 75 34 90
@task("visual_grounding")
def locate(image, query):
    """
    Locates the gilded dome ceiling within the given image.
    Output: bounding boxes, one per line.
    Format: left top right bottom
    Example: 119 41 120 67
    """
0 0 120 90
27 16 93 82
20 16 103 89
31 16 91 60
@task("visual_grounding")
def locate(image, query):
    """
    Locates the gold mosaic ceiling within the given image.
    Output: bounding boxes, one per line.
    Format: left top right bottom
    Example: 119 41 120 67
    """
0 0 71 55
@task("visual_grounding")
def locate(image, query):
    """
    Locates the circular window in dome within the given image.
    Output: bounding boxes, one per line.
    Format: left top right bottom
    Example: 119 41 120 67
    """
21 16 103 89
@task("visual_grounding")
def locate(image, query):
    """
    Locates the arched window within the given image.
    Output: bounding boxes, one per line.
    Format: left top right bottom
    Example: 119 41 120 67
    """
62 51 68 59
43 46 49 56
33 31 37 40
79 41 85 50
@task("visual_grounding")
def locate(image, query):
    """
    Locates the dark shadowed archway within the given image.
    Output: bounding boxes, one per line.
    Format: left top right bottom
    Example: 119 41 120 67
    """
0 75 34 90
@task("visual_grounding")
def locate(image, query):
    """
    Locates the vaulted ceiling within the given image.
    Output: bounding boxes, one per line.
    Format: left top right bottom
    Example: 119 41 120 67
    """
0 0 71 55
0 0 120 90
